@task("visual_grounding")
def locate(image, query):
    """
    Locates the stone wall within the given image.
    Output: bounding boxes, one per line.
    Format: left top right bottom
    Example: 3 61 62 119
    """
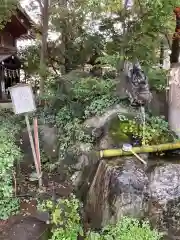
168 64 180 137
149 90 168 119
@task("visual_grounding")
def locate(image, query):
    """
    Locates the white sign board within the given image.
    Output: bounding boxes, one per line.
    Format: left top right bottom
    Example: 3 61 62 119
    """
9 84 36 115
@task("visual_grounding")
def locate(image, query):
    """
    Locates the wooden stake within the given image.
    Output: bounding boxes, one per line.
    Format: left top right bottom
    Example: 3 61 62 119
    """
34 117 41 173
25 115 42 187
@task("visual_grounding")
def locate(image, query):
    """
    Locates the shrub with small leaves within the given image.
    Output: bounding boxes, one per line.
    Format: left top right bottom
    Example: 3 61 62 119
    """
55 77 120 160
112 115 175 146
72 77 116 103
100 217 163 240
144 67 167 91
38 194 83 240
38 196 162 240
0 114 21 219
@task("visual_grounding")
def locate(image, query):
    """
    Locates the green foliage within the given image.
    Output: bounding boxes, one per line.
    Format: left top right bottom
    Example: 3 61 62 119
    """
39 196 162 240
111 116 175 145
84 95 120 117
97 54 122 68
56 111 93 158
54 77 120 159
0 112 21 219
88 217 163 240
19 43 41 75
144 67 168 91
38 194 83 240
0 0 17 29
72 77 116 102
24 0 179 76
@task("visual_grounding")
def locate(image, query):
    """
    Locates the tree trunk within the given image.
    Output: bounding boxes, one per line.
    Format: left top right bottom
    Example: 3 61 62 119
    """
39 0 49 96
170 38 179 64
170 8 180 64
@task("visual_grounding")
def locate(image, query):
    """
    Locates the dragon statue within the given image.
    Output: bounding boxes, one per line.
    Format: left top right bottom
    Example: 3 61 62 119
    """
124 60 152 107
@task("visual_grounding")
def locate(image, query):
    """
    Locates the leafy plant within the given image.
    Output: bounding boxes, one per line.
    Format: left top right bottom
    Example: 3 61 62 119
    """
111 116 175 146
0 0 17 29
38 196 162 240
97 54 123 68
54 76 120 160
144 67 168 91
38 194 83 240
99 217 163 240
0 114 22 219
71 77 116 103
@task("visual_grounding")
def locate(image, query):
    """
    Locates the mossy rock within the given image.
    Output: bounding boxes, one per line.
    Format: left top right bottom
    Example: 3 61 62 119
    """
108 115 175 146
109 116 131 144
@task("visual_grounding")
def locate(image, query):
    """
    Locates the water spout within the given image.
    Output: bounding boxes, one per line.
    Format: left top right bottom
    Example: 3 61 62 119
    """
140 106 146 145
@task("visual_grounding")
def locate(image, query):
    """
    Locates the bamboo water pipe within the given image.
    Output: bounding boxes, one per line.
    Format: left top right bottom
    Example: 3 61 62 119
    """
99 142 180 158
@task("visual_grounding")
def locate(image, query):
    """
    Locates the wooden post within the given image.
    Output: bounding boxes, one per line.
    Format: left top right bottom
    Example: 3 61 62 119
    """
34 117 41 173
25 115 42 187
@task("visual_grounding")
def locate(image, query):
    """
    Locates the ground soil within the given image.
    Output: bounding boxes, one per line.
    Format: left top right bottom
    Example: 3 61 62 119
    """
0 160 73 240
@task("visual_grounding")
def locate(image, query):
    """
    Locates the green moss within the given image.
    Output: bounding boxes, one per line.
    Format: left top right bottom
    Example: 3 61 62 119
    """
109 117 131 144
109 115 175 146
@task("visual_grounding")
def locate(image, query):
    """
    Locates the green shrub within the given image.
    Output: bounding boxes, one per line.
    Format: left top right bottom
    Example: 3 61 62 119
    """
54 76 120 159
38 194 83 240
38 196 162 240
111 115 175 145
96 217 163 240
144 67 167 91
0 114 21 219
72 77 115 103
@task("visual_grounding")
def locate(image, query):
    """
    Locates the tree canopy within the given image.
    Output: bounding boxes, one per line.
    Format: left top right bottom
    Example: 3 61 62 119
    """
18 0 180 78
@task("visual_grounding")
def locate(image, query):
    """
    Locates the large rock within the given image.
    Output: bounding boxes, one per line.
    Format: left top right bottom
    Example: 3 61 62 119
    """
39 125 58 158
20 125 58 162
149 90 168 118
83 104 138 138
85 157 149 228
148 163 180 237
3 216 50 240
71 104 141 201
83 157 180 239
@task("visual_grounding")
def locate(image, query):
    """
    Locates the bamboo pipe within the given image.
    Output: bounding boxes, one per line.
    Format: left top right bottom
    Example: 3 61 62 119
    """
99 142 180 158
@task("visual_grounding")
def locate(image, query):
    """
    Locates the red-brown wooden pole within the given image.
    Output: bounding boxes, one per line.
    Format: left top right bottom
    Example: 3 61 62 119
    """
34 117 41 174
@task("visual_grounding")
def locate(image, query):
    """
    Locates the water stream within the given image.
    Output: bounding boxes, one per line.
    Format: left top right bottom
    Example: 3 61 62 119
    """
140 106 146 144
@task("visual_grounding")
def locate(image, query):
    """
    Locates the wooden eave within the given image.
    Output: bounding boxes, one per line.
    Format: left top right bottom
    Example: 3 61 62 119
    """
3 5 41 40
16 5 42 36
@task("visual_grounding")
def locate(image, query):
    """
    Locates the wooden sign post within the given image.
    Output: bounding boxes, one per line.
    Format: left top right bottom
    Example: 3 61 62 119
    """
9 83 42 187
